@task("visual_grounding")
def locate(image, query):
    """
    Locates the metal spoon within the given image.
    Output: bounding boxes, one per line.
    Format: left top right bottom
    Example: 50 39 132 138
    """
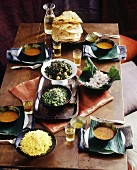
10 63 42 70
93 32 120 39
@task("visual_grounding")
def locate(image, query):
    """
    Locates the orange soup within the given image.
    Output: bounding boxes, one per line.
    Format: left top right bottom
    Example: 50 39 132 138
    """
24 48 40 56
96 42 113 49
93 126 114 140
0 111 19 122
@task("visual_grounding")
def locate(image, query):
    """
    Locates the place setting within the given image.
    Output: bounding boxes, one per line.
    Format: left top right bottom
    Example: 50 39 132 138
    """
6 42 50 65
84 33 127 61
78 116 133 155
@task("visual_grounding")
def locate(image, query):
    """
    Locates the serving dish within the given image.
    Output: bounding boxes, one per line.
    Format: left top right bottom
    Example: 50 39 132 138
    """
41 59 77 85
15 128 56 157
34 76 79 120
38 85 72 108
78 57 120 92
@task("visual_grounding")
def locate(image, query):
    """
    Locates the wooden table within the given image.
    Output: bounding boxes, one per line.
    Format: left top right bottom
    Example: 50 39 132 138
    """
0 23 127 170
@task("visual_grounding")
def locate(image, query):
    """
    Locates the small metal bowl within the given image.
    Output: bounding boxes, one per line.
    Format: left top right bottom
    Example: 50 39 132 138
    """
21 43 42 61
85 33 99 43
92 122 117 141
95 38 115 54
70 116 87 129
0 106 20 124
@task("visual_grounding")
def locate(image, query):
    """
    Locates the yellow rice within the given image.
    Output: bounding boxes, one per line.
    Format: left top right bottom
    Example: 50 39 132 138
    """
19 130 52 156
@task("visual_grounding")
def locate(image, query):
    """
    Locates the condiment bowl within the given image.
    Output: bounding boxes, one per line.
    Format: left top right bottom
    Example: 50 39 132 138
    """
0 106 20 124
37 85 72 109
21 43 42 61
70 116 87 129
92 122 117 141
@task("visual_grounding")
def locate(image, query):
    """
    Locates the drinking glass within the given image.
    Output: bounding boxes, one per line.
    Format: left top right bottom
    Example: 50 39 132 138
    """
73 49 82 66
52 41 62 58
22 98 33 115
65 123 76 142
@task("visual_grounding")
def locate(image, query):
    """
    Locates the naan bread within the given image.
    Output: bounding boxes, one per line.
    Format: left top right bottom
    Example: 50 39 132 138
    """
52 11 83 42
53 11 83 24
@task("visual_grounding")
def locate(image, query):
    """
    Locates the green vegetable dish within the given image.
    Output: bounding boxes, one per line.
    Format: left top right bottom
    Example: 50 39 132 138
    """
42 87 68 106
44 60 72 80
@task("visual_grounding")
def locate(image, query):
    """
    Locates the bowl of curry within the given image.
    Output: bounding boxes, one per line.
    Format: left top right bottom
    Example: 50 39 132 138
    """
95 38 115 54
21 43 42 61
92 122 117 141
0 106 20 124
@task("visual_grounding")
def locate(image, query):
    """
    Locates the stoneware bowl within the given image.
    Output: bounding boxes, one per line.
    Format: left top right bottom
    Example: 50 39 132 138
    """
38 85 72 109
95 38 115 54
92 122 117 141
21 43 42 61
0 106 20 124
15 128 56 157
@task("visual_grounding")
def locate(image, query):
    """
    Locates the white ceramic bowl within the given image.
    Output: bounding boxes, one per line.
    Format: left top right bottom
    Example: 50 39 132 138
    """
41 59 77 85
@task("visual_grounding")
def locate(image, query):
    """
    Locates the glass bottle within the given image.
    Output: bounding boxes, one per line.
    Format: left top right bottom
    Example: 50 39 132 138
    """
43 3 55 35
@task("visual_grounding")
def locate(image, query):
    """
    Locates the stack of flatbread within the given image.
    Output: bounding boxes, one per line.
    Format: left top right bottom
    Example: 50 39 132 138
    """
52 11 83 42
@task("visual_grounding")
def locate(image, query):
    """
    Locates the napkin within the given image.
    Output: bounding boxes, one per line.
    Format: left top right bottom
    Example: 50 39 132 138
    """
9 75 114 133
9 77 40 101
78 120 133 154
83 44 127 61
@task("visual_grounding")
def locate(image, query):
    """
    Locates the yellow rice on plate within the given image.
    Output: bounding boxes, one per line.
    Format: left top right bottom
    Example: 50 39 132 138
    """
19 130 52 156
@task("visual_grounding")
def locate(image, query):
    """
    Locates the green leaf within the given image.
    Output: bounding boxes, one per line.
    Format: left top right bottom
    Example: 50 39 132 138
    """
108 66 120 83
79 57 98 82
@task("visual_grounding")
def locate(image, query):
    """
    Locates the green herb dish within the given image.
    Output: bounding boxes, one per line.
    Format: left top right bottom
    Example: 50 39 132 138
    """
78 57 120 92
38 85 72 108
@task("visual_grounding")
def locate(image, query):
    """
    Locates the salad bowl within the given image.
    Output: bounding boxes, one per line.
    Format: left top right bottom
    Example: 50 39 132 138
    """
78 57 120 92
41 59 77 85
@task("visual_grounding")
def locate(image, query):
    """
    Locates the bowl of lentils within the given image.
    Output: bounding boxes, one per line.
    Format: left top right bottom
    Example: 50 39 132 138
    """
38 85 72 109
41 59 77 85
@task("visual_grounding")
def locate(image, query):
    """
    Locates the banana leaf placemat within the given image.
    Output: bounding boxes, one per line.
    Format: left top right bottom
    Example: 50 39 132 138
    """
78 120 133 154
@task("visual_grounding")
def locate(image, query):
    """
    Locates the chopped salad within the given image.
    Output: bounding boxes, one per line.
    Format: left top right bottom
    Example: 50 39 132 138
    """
44 60 72 80
42 87 68 106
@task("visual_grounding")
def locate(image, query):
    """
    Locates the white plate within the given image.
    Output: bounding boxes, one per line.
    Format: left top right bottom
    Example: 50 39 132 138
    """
41 59 77 85
23 112 29 128
84 127 125 154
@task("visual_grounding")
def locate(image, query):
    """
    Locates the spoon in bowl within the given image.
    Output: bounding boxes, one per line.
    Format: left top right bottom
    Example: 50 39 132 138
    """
10 64 42 70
